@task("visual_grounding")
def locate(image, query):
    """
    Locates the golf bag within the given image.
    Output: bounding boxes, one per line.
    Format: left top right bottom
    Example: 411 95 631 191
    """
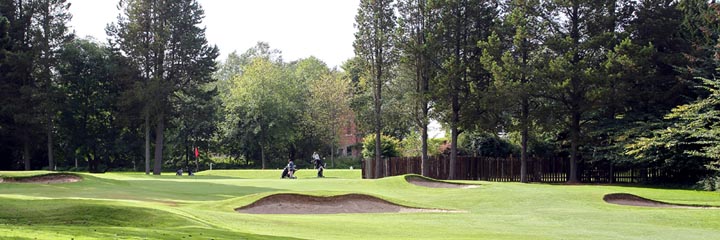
281 167 297 179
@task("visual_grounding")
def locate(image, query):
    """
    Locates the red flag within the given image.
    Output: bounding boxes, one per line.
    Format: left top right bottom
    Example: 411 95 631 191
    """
194 147 199 158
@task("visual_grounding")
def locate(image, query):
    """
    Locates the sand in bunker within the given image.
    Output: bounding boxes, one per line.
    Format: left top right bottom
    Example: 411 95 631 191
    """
236 194 462 214
405 176 479 189
0 174 82 184
604 193 720 209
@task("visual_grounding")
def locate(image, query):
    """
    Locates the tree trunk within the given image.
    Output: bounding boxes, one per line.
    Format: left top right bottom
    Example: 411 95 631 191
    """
260 144 266 169
568 110 580 183
450 123 458 180
375 128 382 178
23 138 31 170
520 98 529 183
330 143 335 168
449 89 460 180
47 118 54 170
374 66 383 179
420 54 430 177
145 114 150 175
421 119 429 177
153 114 164 175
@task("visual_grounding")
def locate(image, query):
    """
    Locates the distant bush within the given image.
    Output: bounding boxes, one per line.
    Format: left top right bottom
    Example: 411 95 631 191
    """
400 131 446 157
330 156 362 169
362 134 401 158
458 131 519 157
697 175 720 191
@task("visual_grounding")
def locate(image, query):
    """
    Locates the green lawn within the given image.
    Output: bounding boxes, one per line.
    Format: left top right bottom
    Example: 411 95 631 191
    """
1 170 719 240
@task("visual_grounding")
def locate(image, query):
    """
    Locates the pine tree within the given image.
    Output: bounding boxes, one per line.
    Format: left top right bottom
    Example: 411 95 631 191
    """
32 0 72 170
397 0 437 177
432 0 498 179
480 0 544 183
354 0 397 178
109 0 218 175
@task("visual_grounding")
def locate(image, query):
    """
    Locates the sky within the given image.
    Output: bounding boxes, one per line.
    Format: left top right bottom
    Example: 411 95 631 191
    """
67 0 359 68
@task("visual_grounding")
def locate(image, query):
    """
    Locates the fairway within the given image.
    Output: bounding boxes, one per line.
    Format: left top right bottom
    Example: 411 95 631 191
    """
1 170 719 240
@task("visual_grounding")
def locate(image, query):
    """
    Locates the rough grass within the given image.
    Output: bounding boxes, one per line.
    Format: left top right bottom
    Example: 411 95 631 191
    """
0 170 719 240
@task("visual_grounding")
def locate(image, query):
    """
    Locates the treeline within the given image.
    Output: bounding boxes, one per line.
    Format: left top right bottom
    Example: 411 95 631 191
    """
0 0 221 173
215 43 353 170
2 0 720 187
353 0 720 186
1 0 354 173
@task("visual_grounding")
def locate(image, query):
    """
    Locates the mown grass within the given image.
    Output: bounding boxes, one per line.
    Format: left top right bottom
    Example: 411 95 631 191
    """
1 170 719 240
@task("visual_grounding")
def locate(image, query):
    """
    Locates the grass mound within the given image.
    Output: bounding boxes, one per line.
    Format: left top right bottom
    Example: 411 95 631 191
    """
0 173 81 184
235 193 460 214
604 193 720 209
404 175 479 189
0 199 182 227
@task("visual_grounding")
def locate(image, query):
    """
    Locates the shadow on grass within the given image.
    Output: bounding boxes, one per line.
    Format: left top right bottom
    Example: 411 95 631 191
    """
117 180 282 201
538 182 701 191
0 175 282 202
0 199 299 239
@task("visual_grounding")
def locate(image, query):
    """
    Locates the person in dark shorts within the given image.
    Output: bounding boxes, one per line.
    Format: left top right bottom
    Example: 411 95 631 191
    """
312 152 324 178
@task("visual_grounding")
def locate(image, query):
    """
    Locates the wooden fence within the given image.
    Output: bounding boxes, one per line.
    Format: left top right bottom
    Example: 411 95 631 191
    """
362 156 664 183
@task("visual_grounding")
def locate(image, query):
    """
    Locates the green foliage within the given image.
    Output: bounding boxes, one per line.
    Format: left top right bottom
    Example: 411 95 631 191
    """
56 38 134 172
625 76 720 183
354 0 398 171
362 134 401 158
400 131 444 157
225 57 301 168
108 0 220 174
300 57 352 152
458 131 519 157
697 175 720 191
330 156 363 169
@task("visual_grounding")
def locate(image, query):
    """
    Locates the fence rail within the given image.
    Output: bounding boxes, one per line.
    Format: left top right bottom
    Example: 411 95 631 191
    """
362 156 664 183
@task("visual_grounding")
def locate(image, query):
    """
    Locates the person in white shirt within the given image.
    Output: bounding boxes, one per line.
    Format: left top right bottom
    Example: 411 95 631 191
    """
312 151 324 178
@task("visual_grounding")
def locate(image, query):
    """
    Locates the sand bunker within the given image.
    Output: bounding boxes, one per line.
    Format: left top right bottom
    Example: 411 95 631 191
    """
235 193 462 214
604 193 720 209
405 175 479 189
0 173 82 184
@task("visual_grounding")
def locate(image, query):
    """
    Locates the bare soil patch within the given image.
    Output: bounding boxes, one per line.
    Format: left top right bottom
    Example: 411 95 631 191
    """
604 193 720 209
0 173 82 184
405 175 479 189
235 193 463 214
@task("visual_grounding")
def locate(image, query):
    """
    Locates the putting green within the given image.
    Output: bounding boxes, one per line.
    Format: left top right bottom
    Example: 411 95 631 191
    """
0 170 719 240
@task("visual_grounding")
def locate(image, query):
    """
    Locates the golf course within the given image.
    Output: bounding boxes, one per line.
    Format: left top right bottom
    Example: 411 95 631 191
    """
1 170 719 240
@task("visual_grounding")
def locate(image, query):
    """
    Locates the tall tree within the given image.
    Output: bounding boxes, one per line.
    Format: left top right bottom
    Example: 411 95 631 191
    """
56 39 123 173
397 0 436 177
354 0 397 177
433 0 497 179
109 0 218 175
32 0 72 170
307 68 353 167
541 0 634 182
225 57 300 169
0 0 71 170
677 0 720 79
480 0 544 183
1 0 33 170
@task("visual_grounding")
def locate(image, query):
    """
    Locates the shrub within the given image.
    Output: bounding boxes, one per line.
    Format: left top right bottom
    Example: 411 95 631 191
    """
697 175 720 191
362 134 401 158
400 131 446 157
